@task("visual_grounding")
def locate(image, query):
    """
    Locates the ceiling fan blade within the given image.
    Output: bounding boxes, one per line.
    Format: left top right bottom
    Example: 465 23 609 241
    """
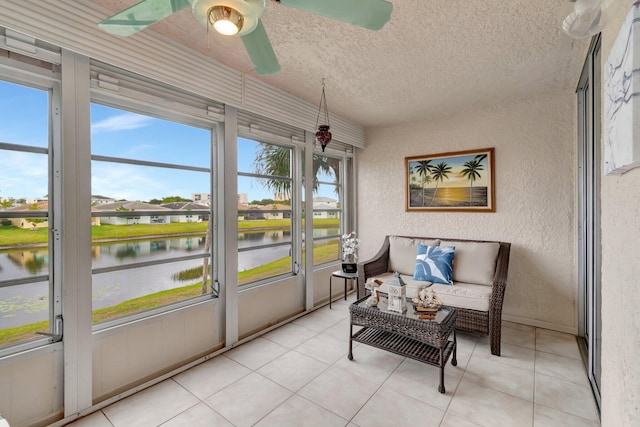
241 20 281 75
99 0 191 36
278 0 393 31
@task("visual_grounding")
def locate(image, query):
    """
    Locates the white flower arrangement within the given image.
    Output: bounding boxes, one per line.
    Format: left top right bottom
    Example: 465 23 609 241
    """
341 231 360 262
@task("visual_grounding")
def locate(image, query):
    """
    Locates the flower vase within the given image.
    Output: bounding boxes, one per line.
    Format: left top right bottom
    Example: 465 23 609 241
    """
342 255 357 274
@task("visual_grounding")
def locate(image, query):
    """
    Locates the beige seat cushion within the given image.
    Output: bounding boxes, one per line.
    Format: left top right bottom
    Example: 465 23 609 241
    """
388 236 440 276
440 240 500 286
369 272 432 299
430 282 492 312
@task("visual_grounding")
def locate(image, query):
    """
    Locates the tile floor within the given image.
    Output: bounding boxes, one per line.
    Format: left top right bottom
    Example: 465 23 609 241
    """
66 294 600 427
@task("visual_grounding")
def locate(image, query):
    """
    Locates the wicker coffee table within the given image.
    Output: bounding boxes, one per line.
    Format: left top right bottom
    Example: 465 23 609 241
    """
349 296 457 393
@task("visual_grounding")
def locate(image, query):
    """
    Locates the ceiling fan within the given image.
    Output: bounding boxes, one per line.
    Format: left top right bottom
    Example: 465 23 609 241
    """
98 0 394 75
561 0 615 39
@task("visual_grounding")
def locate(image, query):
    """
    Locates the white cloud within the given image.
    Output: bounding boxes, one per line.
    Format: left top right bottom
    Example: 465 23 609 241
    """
0 151 48 198
91 113 153 134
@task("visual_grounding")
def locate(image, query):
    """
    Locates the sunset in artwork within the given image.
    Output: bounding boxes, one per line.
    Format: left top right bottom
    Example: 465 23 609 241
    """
406 148 494 211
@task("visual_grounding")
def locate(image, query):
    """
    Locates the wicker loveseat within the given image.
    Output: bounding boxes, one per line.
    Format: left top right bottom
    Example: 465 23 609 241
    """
357 235 511 356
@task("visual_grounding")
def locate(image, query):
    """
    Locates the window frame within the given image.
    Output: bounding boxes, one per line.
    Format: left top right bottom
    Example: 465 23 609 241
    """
236 135 298 288
0 59 62 357
88 94 220 331
311 151 346 267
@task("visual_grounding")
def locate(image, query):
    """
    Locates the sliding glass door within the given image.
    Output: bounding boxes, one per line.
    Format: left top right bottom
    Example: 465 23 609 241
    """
577 35 601 410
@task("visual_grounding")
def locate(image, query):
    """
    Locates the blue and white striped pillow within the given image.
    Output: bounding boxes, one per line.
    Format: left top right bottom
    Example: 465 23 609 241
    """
413 244 455 285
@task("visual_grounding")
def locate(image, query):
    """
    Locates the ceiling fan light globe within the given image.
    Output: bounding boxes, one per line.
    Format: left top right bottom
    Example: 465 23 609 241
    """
214 19 240 35
209 6 244 36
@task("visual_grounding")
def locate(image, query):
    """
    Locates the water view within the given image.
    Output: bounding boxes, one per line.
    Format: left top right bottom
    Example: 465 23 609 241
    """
0 228 339 328
409 187 488 207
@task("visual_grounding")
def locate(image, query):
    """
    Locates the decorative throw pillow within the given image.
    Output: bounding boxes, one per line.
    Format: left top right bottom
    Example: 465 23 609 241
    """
413 244 455 285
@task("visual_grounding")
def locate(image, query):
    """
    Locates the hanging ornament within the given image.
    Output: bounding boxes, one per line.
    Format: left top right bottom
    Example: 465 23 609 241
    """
315 78 332 152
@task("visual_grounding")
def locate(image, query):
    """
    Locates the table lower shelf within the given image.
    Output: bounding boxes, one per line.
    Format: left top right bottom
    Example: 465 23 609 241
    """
350 326 456 368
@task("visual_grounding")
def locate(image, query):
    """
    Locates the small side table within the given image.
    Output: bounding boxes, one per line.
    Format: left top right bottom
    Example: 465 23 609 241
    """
329 270 359 309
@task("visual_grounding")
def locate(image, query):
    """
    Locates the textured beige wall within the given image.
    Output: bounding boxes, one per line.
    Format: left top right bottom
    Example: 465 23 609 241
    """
599 1 640 425
357 92 577 332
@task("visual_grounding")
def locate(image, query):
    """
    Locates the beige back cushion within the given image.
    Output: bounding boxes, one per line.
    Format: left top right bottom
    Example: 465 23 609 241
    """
440 240 500 286
388 236 440 276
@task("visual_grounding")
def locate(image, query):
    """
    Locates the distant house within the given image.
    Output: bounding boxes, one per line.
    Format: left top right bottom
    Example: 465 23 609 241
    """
93 201 171 225
312 197 338 208
6 201 49 229
24 197 48 205
91 195 117 205
192 193 211 206
259 204 292 220
161 202 210 222
237 204 264 221
312 203 339 219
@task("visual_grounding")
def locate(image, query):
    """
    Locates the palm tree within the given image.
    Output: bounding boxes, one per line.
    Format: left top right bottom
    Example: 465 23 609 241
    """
253 144 339 196
413 160 433 207
429 162 452 207
460 154 486 206
253 144 292 196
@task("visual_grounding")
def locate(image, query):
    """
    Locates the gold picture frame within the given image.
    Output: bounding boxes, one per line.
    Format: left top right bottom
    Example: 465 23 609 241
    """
405 148 495 212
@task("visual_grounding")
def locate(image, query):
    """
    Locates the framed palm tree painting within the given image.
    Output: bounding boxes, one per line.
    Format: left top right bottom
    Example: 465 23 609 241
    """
405 148 495 212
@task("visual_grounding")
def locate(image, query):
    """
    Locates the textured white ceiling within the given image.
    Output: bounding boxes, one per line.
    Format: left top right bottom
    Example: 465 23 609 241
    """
89 0 590 128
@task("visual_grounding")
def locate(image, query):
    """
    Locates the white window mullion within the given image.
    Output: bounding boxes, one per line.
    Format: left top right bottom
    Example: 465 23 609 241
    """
60 49 93 416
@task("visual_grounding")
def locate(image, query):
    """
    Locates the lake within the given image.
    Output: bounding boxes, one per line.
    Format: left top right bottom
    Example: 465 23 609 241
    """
0 228 339 328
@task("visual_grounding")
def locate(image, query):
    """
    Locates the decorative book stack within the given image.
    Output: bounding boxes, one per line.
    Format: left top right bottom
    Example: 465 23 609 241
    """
415 304 439 320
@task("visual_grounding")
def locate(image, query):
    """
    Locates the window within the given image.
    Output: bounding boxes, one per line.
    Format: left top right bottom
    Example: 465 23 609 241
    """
311 154 343 266
90 103 215 325
237 137 294 285
0 78 57 351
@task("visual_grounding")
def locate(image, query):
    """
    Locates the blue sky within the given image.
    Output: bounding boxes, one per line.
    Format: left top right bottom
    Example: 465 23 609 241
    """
407 154 490 188
1 80 336 203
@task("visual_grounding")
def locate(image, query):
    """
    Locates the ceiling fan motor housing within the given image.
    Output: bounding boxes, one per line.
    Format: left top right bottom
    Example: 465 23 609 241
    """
192 0 266 35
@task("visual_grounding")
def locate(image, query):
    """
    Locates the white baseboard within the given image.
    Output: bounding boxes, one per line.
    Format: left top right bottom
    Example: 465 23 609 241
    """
502 314 578 335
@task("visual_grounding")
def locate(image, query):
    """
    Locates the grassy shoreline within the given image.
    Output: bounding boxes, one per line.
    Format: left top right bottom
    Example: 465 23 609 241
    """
0 218 340 249
0 238 340 346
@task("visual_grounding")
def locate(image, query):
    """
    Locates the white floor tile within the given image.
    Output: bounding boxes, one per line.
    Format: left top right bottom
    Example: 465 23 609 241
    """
160 402 233 426
254 395 348 427
292 310 343 332
535 351 589 385
323 317 356 341
295 332 350 365
72 314 601 427
298 366 379 420
502 321 536 350
534 403 600 427
257 350 329 391
448 378 534 427
534 373 599 422
224 337 289 370
472 341 536 372
352 385 444 427
333 343 403 386
456 331 480 354
440 412 483 427
204 373 292 427
463 355 534 400
536 329 581 360
262 323 318 349
64 411 112 427
102 379 199 427
173 355 251 400
381 358 458 410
